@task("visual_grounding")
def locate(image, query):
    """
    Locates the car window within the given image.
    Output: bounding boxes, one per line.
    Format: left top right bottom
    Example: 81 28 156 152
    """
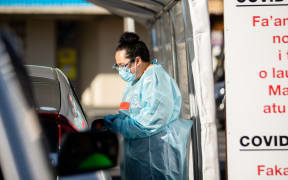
67 93 88 130
31 77 60 112
55 68 88 130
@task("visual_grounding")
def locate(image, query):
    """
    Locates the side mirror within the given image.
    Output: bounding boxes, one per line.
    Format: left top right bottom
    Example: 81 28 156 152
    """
57 131 118 176
91 118 106 132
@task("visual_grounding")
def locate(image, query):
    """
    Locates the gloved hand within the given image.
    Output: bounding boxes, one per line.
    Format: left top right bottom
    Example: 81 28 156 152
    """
104 114 120 123
104 114 121 130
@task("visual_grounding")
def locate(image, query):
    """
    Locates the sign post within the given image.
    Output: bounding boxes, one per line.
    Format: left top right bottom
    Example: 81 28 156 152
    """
224 0 288 179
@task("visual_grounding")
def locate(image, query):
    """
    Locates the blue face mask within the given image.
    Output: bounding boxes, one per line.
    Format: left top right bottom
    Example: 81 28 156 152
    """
119 63 136 82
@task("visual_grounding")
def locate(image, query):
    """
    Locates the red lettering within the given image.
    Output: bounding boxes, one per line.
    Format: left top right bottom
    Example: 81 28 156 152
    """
275 165 283 176
268 85 288 95
258 165 265 176
259 70 267 79
264 105 271 113
284 18 288 26
253 16 260 27
283 35 288 43
273 35 281 43
275 18 282 26
267 168 274 176
269 85 280 95
273 35 288 44
257 165 288 176
263 104 286 113
284 168 288 175
278 50 282 61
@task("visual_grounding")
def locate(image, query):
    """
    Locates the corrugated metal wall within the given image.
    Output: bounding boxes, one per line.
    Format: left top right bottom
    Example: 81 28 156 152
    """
151 1 204 179
151 0 193 121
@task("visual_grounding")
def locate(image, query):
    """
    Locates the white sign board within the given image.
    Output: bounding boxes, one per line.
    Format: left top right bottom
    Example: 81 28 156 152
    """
224 0 288 179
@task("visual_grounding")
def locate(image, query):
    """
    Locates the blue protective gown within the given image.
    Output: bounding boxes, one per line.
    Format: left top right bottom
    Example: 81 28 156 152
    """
106 64 193 180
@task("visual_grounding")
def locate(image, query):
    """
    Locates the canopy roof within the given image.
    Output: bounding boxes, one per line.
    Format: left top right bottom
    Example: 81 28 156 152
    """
0 0 109 15
87 0 179 25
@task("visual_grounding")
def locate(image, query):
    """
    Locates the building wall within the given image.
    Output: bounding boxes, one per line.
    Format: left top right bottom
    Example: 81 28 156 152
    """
79 16 150 110
1 14 150 113
79 16 123 93
26 19 56 66
79 15 125 109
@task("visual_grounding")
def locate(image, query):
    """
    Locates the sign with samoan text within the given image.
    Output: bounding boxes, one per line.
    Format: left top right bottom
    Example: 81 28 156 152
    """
224 0 288 179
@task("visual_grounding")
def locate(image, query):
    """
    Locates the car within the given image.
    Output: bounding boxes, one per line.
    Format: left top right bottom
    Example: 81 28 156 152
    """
0 28 119 179
215 81 225 129
26 65 121 180
25 65 89 164
26 65 89 147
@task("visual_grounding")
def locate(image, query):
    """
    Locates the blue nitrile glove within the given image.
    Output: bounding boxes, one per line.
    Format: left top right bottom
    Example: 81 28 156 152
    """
104 114 121 130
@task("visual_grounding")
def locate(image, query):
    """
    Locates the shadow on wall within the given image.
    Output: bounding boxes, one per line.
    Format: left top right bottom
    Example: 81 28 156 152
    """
81 73 127 117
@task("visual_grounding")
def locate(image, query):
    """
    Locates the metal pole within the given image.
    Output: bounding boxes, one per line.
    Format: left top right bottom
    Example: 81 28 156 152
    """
169 10 179 83
124 17 135 32
181 0 203 179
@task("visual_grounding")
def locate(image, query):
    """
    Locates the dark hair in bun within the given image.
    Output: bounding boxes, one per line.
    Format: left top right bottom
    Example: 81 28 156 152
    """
119 32 139 44
116 32 150 62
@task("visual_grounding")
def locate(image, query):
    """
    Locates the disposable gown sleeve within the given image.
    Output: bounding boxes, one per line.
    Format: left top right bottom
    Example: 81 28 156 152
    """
111 73 180 139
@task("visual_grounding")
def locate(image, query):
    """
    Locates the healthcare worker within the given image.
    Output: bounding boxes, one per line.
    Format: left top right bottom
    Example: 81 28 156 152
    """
104 32 193 180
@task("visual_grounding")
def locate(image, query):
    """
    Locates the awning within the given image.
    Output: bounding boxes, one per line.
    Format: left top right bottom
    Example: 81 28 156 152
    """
86 0 177 25
0 0 109 15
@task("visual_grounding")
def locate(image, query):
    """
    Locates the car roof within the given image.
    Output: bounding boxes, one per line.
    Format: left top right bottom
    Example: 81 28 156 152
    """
26 65 57 80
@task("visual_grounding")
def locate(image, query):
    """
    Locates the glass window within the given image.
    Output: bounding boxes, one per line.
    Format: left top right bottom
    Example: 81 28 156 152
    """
31 79 60 111
67 93 88 130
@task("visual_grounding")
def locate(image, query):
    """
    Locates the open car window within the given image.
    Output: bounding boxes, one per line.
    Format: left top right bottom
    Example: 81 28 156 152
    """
30 77 61 112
